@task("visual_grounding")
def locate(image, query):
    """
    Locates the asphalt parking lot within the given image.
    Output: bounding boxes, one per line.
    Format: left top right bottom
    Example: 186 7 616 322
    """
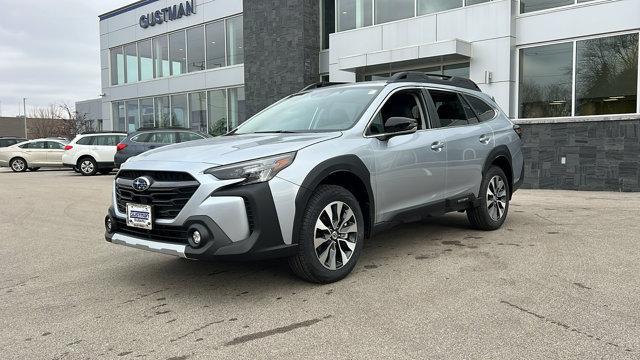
1 168 639 359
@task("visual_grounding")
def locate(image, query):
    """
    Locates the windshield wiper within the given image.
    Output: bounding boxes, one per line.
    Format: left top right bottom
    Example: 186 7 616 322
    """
250 130 299 134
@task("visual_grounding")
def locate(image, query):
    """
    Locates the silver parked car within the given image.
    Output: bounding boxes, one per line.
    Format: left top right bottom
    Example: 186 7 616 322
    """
105 73 524 283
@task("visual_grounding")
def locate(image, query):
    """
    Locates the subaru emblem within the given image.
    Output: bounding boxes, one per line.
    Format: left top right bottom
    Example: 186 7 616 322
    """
132 176 152 192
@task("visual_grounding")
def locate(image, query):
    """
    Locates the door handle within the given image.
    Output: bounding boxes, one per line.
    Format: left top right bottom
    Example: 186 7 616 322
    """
430 141 445 152
479 134 491 144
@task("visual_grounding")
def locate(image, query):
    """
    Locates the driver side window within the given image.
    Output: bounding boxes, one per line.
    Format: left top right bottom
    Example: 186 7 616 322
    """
367 90 425 135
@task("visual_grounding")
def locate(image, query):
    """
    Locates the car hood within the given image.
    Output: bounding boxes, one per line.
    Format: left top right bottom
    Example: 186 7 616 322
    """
130 132 342 166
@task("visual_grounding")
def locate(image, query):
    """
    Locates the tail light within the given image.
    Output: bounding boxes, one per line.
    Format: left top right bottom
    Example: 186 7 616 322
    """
513 125 523 139
63 145 73 151
116 143 127 151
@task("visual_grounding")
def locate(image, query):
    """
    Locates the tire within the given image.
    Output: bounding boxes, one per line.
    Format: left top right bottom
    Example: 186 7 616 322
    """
98 169 112 175
467 166 510 231
28 167 40 171
78 157 98 176
10 158 27 172
288 185 364 284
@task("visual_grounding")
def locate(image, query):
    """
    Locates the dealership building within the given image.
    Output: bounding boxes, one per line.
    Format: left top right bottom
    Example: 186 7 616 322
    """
97 0 640 191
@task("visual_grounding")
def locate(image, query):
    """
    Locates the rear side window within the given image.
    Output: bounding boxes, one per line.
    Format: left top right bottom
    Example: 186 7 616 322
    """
178 132 205 142
77 136 94 145
428 90 478 128
20 141 45 149
47 142 65 149
132 132 177 144
464 95 497 122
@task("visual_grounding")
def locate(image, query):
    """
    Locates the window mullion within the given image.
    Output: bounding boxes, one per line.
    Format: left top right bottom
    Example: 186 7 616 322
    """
571 40 576 117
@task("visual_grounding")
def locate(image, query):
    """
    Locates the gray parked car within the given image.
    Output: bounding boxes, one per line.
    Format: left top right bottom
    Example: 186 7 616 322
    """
114 128 210 167
105 73 524 283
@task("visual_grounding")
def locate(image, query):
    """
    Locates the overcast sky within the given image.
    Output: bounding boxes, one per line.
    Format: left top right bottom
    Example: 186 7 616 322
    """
0 0 132 117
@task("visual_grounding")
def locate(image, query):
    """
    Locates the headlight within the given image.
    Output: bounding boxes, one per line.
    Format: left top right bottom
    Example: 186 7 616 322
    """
205 152 296 185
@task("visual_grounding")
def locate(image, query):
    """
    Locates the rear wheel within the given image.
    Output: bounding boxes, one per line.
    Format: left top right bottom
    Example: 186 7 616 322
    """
78 158 98 176
10 158 27 172
288 185 364 283
467 166 510 230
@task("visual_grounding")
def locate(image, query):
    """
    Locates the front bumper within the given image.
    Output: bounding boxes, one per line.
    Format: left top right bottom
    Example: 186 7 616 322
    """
105 177 299 261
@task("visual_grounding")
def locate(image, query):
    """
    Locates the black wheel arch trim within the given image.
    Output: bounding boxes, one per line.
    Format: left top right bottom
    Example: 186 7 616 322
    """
293 155 375 241
482 145 514 195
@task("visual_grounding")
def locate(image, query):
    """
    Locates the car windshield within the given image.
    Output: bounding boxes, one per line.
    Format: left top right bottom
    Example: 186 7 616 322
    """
234 86 382 134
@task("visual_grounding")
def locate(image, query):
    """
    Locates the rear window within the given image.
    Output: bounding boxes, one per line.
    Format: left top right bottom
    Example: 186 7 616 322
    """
178 132 205 142
464 95 497 122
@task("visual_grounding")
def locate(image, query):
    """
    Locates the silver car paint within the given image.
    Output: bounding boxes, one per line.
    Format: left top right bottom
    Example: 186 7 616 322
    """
115 81 522 250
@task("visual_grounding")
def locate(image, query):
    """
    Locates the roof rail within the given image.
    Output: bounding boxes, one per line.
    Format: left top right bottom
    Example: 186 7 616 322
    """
300 82 348 92
134 126 191 131
387 72 481 91
79 131 128 135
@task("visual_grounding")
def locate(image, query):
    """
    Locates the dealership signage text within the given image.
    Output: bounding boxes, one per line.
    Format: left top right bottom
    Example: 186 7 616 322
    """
139 0 195 29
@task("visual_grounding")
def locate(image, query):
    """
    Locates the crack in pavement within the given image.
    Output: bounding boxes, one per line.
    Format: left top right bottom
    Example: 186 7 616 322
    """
500 300 633 353
225 315 332 347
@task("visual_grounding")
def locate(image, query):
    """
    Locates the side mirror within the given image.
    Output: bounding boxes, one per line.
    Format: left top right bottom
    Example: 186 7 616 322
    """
384 117 418 135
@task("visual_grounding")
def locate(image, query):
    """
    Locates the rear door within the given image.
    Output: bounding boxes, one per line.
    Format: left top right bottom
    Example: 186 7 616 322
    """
45 141 65 164
92 135 120 162
425 89 494 199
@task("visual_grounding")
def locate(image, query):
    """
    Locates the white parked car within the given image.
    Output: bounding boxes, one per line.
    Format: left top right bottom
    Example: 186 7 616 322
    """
0 139 68 172
62 132 127 176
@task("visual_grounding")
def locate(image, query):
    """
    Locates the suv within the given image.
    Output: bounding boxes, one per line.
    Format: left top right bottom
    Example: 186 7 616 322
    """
63 132 127 176
114 128 210 168
0 137 27 148
104 73 524 283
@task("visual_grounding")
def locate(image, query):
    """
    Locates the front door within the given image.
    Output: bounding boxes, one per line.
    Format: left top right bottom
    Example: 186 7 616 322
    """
369 89 447 222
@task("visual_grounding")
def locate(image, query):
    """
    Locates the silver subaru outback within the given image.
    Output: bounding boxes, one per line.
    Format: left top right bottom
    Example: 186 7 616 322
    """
105 72 524 283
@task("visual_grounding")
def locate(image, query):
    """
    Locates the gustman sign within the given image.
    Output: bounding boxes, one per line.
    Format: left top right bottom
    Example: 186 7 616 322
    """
139 0 196 29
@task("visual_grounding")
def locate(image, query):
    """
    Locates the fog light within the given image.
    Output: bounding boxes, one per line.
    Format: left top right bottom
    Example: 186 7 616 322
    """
105 215 114 233
191 230 201 245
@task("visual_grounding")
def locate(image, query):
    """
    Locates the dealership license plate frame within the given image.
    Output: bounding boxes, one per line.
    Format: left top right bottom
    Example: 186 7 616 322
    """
126 203 153 230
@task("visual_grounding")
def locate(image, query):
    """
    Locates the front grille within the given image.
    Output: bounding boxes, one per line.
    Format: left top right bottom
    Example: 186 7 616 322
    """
114 218 188 244
115 171 199 219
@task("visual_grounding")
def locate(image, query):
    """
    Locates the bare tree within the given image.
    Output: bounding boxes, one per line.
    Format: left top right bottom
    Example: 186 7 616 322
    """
28 102 97 140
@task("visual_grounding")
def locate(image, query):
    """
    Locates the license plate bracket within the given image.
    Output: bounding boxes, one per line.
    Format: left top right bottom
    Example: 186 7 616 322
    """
126 203 153 230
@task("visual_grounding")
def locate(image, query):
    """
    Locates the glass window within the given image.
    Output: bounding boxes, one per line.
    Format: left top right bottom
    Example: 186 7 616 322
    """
178 131 205 142
169 31 186 75
206 21 226 69
140 98 154 128
228 87 246 129
113 101 126 131
519 43 573 118
154 96 171 128
95 136 113 146
110 47 125 85
151 132 178 144
138 39 153 81
375 0 414 25
124 43 138 83
46 141 65 149
76 136 94 146
170 94 188 128
189 91 207 133
428 90 476 127
337 0 372 31
367 91 424 135
443 63 470 78
575 33 638 116
208 89 228 136
234 86 380 134
520 0 573 13
464 95 497 122
125 100 139 132
27 141 46 149
418 0 463 16
153 35 169 78
321 0 335 49
187 26 206 73
226 16 244 66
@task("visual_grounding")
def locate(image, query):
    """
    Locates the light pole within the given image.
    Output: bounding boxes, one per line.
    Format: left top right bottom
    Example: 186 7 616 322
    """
23 98 27 139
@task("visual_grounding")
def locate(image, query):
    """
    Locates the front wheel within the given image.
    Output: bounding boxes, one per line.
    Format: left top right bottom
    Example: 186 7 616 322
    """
288 185 364 284
10 158 27 172
467 166 510 230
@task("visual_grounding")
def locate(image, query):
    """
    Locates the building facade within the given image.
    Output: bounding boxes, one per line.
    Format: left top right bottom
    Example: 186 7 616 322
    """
99 0 640 191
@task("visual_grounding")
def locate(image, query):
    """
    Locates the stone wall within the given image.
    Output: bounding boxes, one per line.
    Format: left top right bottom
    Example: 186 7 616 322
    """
243 0 319 117
519 120 640 192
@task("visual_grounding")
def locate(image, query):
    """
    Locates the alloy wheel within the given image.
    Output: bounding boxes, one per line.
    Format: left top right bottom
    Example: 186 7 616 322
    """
486 175 507 221
11 159 25 172
314 201 358 270
80 160 94 174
